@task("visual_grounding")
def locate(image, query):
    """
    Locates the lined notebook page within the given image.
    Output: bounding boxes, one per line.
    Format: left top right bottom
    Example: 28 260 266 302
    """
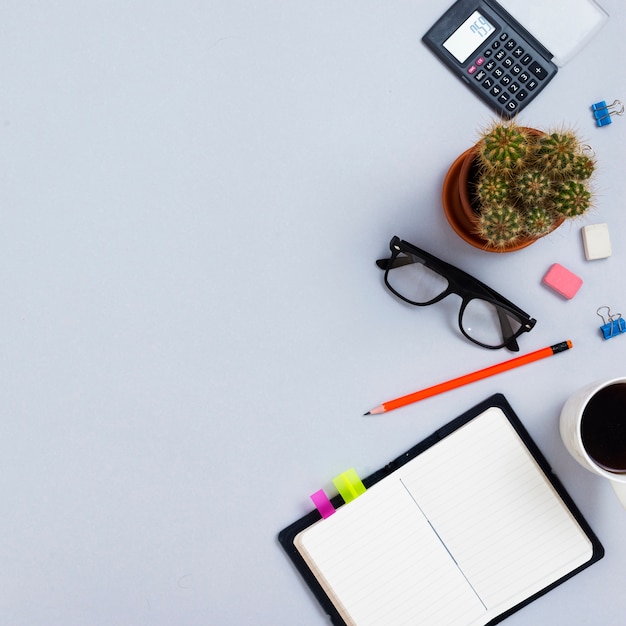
400 407 593 618
295 407 593 626
296 477 488 626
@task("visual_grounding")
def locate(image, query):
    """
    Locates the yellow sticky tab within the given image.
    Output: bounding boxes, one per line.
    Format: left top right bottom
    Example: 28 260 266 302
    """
332 468 366 503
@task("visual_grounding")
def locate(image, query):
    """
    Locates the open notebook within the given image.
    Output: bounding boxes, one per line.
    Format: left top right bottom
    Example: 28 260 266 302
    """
279 395 603 626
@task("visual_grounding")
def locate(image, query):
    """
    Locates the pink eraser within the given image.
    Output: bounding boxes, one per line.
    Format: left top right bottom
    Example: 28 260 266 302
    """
542 263 583 299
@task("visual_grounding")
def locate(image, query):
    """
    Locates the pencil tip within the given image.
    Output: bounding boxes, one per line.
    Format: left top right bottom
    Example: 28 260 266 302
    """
363 411 371 416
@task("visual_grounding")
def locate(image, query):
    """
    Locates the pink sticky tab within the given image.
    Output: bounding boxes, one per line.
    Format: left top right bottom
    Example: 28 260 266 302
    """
542 263 583 299
310 489 335 519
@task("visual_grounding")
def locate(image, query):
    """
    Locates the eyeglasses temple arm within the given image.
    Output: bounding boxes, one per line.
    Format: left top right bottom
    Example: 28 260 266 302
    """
496 307 521 352
376 256 414 270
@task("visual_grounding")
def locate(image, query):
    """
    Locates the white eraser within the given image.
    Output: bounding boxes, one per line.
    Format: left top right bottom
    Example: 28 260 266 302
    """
582 223 612 260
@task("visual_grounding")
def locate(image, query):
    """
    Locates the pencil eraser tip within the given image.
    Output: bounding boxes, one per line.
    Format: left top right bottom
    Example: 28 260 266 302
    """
581 223 612 260
542 263 583 299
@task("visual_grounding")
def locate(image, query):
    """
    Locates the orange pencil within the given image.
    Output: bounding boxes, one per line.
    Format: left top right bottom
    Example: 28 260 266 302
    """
364 340 573 415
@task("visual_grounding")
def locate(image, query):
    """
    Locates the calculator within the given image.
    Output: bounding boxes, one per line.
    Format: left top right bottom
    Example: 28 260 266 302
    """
422 0 558 117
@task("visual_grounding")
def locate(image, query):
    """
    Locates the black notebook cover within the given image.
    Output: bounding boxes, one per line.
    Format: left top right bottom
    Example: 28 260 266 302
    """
278 394 604 626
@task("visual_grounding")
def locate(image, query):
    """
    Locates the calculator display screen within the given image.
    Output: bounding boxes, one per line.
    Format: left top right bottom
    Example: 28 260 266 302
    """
443 11 496 63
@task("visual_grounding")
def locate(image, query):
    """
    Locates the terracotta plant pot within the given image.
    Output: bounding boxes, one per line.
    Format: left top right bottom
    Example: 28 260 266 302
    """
442 140 564 253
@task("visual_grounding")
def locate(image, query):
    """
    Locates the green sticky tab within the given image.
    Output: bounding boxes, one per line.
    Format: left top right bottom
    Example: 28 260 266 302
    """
332 468 366 503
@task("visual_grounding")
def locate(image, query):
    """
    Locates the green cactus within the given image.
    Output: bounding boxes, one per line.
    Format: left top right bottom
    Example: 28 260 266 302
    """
466 120 595 248
476 203 523 249
478 123 531 172
535 131 579 176
475 173 510 204
571 154 595 180
523 205 558 236
514 170 552 206
553 180 592 217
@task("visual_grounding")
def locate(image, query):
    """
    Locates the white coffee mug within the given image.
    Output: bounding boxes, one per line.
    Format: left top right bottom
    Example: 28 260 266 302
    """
560 377 626 508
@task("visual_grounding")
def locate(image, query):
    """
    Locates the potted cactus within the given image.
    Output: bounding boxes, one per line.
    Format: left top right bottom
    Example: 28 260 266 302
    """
442 120 595 252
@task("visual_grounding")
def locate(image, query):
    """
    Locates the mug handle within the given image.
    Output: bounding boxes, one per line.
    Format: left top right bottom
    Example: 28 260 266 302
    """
610 481 626 509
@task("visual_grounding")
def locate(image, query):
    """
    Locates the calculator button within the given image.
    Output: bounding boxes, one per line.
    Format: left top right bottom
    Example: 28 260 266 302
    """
505 100 519 112
495 49 506 61
512 46 524 57
497 92 510 104
490 84 503 96
528 61 549 80
493 67 504 78
526 79 539 91
474 69 487 81
508 82 521 94
500 74 512 86
511 64 522 75
502 57 513 68
505 39 516 50
499 33 508 41
492 41 501 49
517 90 528 101
520 53 532 65
475 57 485 66
482 77 494 89
483 49 493 58
485 59 496 71
518 71 529 83
468 64 477 74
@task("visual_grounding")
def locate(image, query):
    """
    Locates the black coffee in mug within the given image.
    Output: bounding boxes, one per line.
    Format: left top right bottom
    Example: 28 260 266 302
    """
580 382 626 473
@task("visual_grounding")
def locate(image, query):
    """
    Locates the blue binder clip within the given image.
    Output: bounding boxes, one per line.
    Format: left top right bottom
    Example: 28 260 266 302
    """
591 100 624 127
597 306 626 339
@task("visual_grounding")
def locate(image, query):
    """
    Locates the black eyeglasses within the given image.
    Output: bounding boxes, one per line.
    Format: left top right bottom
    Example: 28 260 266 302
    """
377 237 537 351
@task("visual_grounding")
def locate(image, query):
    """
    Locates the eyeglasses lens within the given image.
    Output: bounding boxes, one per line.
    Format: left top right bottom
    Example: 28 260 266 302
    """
386 253 449 304
462 298 523 347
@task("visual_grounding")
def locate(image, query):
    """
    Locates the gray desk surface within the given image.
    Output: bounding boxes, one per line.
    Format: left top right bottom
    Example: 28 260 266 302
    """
1 1 624 624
